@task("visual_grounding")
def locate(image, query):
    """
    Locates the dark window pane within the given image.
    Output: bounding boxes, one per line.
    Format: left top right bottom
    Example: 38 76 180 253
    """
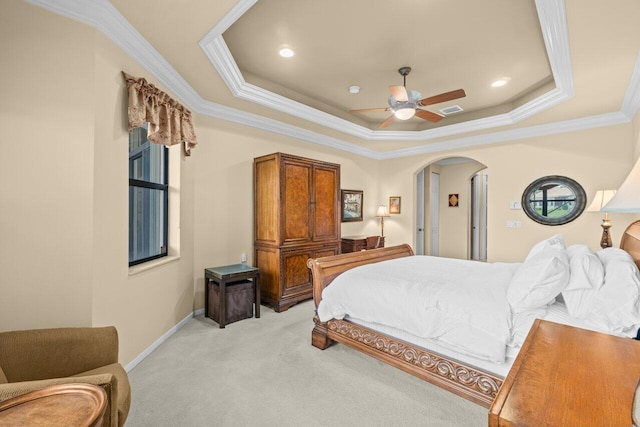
129 134 166 185
129 186 166 263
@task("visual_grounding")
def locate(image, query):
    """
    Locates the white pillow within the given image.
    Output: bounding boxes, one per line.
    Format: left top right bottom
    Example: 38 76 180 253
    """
508 247 570 313
561 245 604 318
597 247 634 267
525 234 566 262
565 245 604 291
586 255 640 334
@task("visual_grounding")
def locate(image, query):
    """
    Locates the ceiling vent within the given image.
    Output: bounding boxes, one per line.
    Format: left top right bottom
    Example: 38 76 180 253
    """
439 105 464 115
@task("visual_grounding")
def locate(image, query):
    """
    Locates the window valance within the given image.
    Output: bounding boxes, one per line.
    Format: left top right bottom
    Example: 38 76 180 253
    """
122 71 198 155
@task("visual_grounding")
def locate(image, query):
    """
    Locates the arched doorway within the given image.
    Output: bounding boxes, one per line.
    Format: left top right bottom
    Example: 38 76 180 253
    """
416 157 488 259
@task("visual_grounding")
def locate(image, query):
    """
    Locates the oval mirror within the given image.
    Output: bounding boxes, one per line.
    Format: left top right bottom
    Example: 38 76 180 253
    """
521 175 587 226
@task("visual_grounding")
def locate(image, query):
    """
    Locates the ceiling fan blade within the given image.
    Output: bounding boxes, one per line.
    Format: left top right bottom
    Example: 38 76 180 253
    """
389 85 409 102
418 89 466 107
349 107 389 114
378 114 396 129
415 109 444 123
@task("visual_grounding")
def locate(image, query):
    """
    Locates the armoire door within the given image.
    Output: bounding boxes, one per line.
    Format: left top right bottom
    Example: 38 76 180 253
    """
312 164 340 242
281 158 312 246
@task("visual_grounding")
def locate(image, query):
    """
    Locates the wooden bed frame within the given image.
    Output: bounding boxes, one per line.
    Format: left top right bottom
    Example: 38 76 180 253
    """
307 244 503 408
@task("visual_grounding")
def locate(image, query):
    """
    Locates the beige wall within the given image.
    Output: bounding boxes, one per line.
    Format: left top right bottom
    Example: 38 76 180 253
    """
379 125 638 262
1 1 95 329
2 0 639 367
634 108 640 159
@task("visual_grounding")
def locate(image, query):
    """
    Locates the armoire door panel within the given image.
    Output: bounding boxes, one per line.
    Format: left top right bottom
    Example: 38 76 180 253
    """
255 246 279 301
254 159 278 244
313 166 339 241
282 162 311 244
281 250 312 293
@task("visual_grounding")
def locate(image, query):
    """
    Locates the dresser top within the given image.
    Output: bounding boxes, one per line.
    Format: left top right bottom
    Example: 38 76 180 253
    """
489 319 640 426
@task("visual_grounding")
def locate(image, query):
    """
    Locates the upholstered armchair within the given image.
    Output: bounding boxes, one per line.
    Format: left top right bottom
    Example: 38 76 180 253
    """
0 327 131 427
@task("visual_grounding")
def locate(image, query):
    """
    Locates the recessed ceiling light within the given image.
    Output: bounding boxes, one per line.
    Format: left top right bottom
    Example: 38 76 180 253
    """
491 78 510 88
348 85 360 94
279 47 294 58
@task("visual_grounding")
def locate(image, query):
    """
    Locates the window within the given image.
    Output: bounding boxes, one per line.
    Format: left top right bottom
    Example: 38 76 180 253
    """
521 175 586 226
129 126 168 266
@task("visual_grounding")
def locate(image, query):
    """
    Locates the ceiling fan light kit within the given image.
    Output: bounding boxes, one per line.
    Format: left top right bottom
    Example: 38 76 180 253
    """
349 66 466 129
394 107 416 120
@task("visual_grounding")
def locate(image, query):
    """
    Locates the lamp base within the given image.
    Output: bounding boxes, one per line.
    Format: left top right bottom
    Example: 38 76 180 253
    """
600 221 612 249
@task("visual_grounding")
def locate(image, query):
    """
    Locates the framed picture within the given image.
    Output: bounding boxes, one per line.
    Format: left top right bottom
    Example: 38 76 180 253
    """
389 196 401 214
449 194 459 207
341 189 363 222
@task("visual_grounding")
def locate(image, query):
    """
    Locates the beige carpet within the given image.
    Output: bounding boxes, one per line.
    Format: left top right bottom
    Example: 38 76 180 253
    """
127 300 488 426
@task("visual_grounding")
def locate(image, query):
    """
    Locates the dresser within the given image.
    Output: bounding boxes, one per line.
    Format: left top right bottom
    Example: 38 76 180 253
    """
489 319 640 426
254 153 340 312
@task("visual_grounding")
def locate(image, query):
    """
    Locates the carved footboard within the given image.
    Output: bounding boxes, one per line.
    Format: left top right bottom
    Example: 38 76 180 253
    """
306 244 503 408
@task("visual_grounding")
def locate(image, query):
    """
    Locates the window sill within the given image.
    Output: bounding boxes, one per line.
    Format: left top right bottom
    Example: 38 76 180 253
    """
129 255 180 276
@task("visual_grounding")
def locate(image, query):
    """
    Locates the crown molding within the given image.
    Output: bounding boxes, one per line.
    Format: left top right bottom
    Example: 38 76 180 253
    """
379 112 630 160
196 99 385 159
535 0 574 97
26 0 640 161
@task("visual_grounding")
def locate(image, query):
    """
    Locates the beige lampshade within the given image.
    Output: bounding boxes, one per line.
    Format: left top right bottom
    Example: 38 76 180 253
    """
587 190 617 212
375 205 390 217
602 157 640 212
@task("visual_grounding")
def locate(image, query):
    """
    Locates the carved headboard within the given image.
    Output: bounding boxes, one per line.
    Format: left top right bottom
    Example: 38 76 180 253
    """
620 219 640 269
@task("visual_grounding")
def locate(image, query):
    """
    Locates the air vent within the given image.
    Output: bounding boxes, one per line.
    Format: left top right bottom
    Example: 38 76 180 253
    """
439 105 464 115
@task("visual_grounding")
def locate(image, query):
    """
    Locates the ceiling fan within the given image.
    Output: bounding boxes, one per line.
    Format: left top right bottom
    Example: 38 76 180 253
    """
349 67 466 129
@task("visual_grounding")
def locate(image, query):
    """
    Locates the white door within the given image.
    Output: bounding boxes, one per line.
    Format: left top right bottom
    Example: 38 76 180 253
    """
481 173 488 260
430 172 440 256
470 172 488 261
416 169 425 255
471 174 480 260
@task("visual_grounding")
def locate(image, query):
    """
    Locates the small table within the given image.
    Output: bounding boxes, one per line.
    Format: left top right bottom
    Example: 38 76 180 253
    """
204 263 260 328
0 383 107 426
341 235 385 253
489 319 640 426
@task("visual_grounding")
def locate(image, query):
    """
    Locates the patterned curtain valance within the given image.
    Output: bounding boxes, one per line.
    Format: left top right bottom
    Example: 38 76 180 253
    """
122 71 197 155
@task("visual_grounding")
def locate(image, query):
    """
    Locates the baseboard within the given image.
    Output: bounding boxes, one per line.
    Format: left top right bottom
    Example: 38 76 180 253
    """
125 309 202 372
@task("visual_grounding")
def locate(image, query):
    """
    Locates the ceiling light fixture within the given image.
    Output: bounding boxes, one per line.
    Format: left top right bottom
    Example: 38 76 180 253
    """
348 85 360 94
394 107 416 120
491 78 510 88
278 47 294 58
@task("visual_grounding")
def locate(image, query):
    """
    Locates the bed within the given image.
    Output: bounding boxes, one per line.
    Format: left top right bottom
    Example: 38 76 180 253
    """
307 235 640 408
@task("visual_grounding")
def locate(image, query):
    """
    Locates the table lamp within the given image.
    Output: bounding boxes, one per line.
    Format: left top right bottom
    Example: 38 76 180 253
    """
375 205 390 237
587 189 616 249
602 157 640 243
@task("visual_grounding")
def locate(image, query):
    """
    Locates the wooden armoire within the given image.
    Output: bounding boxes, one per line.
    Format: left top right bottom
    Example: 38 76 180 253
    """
254 153 340 312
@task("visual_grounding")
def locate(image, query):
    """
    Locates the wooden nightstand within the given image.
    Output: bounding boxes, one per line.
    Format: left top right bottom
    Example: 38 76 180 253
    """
489 319 640 426
204 264 260 328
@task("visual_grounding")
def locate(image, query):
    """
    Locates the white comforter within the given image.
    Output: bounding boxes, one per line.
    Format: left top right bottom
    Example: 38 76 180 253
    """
317 256 521 363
